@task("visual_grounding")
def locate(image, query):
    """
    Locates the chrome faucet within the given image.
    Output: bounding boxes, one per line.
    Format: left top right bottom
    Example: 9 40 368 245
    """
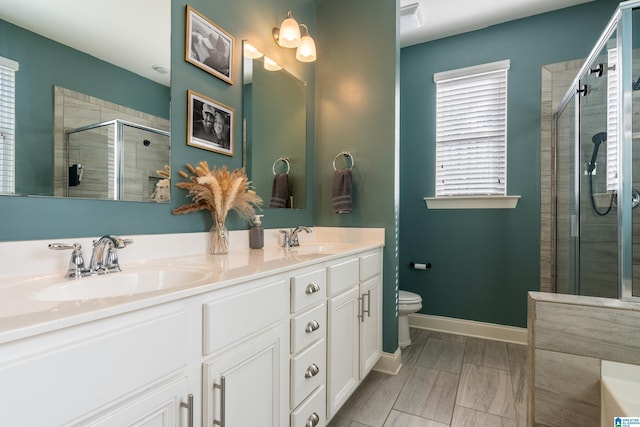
89 235 132 274
280 226 312 248
49 235 133 278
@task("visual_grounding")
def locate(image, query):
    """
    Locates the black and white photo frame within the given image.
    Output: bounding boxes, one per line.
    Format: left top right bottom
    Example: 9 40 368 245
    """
185 6 234 84
187 89 234 156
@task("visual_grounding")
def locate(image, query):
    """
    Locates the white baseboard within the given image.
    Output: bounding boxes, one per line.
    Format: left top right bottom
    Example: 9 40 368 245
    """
373 349 402 375
408 313 528 345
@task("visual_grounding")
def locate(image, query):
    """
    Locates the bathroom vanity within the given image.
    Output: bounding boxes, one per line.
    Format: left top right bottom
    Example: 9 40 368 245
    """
0 227 383 427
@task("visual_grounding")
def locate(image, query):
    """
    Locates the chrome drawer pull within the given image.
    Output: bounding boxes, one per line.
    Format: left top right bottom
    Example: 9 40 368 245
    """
306 412 320 427
305 282 321 294
305 363 320 379
180 393 194 427
213 376 226 426
305 320 320 333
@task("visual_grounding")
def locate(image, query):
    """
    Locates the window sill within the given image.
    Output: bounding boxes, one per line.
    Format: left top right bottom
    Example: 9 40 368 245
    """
423 195 521 209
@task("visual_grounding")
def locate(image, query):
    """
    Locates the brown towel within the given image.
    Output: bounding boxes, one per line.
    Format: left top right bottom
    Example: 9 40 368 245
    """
332 169 353 214
270 173 290 208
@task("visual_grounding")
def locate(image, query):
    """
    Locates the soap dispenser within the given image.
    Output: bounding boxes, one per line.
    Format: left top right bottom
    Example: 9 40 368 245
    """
249 214 264 249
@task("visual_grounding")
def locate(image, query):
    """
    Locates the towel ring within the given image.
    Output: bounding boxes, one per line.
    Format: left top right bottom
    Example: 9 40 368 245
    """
272 157 291 175
333 151 355 171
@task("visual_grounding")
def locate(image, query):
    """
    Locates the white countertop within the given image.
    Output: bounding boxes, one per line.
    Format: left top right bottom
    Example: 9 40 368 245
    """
0 227 384 345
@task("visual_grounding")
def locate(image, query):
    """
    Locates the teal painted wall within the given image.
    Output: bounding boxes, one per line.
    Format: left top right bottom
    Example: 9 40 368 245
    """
0 0 316 241
399 0 619 328
0 19 169 197
316 0 399 352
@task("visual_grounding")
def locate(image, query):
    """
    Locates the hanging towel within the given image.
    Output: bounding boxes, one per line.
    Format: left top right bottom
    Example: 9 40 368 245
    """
332 169 353 214
270 173 290 208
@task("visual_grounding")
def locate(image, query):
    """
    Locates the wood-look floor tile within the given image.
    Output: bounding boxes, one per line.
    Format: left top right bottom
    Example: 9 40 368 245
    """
333 367 414 427
417 338 465 373
424 330 468 343
327 415 371 427
394 366 459 424
402 330 429 367
456 363 516 419
507 343 528 427
451 406 517 427
464 337 509 371
383 410 448 427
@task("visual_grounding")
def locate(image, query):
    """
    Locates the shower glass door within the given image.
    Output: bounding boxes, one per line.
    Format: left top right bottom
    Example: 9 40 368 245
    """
577 33 619 298
555 98 577 295
631 7 640 298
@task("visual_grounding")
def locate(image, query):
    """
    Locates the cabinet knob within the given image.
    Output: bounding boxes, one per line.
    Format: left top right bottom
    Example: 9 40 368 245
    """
305 320 320 333
305 282 321 294
305 363 320 379
305 412 320 427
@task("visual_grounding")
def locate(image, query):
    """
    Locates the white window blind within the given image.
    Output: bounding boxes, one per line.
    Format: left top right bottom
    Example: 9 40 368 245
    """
0 56 19 194
434 60 509 196
606 48 618 192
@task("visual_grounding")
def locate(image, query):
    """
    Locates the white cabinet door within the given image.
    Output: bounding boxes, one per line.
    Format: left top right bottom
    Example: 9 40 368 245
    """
359 276 382 379
327 286 360 419
203 324 288 427
84 377 190 427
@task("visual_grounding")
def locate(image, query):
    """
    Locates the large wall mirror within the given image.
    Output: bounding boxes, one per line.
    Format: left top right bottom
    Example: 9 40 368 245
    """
243 41 307 210
0 0 171 202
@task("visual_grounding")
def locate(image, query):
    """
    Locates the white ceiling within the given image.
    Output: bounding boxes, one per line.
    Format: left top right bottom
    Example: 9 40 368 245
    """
1 0 596 85
400 0 596 47
0 0 171 86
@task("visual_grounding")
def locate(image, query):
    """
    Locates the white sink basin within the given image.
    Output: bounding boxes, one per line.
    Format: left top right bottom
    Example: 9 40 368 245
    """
35 268 211 301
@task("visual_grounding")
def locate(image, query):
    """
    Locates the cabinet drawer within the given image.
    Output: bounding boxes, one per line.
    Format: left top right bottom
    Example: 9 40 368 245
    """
291 304 326 354
203 277 288 355
290 339 326 408
327 258 359 296
290 385 325 427
360 250 382 281
291 268 326 313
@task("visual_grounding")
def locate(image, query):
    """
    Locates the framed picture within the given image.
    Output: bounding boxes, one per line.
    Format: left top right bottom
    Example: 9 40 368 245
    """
185 6 234 84
187 90 234 156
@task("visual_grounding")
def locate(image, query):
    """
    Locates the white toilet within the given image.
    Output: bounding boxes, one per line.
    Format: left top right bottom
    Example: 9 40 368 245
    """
398 290 422 348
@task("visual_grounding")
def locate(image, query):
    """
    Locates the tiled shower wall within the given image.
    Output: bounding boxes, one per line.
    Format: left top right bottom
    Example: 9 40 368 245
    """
53 87 170 201
536 59 640 427
528 291 640 426
541 56 640 298
540 59 584 294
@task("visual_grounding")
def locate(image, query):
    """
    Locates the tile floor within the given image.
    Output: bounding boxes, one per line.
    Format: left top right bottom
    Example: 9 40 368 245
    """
327 328 528 427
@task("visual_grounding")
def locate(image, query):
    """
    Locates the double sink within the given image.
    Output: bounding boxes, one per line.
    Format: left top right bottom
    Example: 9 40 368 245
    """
0 242 351 319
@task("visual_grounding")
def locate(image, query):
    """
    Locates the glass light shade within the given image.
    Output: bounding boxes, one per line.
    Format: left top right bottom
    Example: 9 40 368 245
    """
263 56 281 71
296 35 316 62
278 15 301 48
243 42 263 59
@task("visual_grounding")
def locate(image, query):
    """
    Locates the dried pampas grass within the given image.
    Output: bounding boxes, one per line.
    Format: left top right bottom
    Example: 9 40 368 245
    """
173 161 262 224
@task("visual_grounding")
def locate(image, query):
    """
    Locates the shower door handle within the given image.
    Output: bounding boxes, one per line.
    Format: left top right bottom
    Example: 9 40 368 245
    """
570 215 579 238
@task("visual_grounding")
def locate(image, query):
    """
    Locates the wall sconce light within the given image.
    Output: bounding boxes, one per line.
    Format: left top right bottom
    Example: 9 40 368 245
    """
263 56 282 71
295 24 316 62
273 10 317 62
243 42 263 59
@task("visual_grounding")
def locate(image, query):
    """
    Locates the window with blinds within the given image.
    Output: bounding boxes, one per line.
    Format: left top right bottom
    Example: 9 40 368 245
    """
434 60 510 197
0 56 19 194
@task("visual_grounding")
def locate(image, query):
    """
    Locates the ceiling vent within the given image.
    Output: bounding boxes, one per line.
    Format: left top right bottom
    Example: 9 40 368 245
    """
400 3 423 32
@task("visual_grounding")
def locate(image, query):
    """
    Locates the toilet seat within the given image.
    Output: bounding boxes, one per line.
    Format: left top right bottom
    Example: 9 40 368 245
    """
399 290 421 304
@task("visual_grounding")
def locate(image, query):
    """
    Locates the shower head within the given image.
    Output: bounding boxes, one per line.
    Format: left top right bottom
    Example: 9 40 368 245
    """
587 132 607 174
592 132 607 145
